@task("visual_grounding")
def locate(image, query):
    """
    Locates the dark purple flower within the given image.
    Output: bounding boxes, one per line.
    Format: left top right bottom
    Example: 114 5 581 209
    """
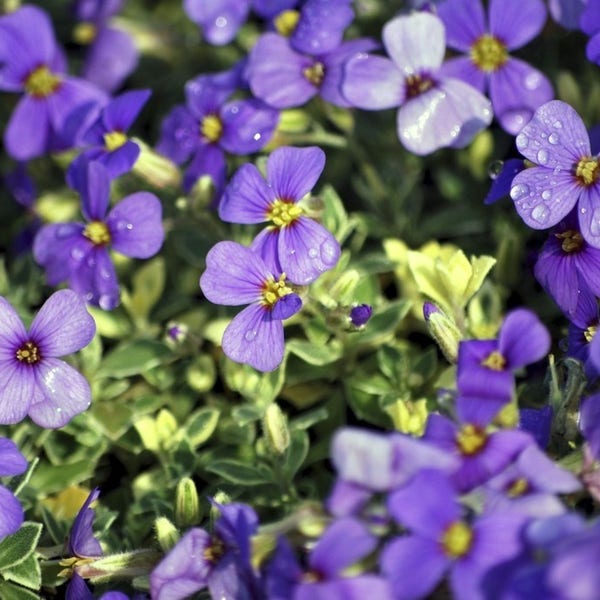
73 0 138 93
457 309 550 420
341 12 492 155
519 405 553 449
156 67 278 194
349 304 372 327
0 438 27 540
509 100 600 247
33 162 164 310
245 33 377 109
150 502 262 600
580 2 600 65
565 286 600 379
218 146 340 285
0 5 107 160
484 158 525 204
0 290 95 428
382 469 528 600
68 488 103 558
67 89 151 184
534 209 600 317
266 518 391 599
200 241 302 371
437 0 552 134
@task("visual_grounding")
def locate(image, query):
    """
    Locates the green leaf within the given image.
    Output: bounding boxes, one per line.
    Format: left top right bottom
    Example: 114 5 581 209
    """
183 408 220 447
123 256 166 322
283 430 309 480
97 340 171 378
87 306 132 339
205 460 273 485
40 506 69 547
286 340 343 366
2 553 41 590
0 522 42 570
0 581 40 600
30 460 97 494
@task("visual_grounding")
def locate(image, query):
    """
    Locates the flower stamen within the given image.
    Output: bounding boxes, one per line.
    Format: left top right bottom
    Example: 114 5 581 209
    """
456 424 487 455
470 34 508 72
555 229 584 253
104 131 128 152
16 341 41 365
83 221 111 246
404 74 435 99
200 115 223 143
575 157 600 186
441 521 473 558
481 350 506 371
274 9 300 36
266 199 303 227
303 62 325 87
24 65 61 98
261 274 292 308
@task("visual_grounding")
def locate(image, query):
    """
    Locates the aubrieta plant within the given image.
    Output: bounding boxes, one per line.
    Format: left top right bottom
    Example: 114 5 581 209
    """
5 1 600 599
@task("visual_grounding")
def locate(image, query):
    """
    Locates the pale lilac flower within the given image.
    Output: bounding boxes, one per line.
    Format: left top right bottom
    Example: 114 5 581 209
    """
218 146 340 285
0 438 27 540
0 290 96 428
437 0 553 134
341 11 492 155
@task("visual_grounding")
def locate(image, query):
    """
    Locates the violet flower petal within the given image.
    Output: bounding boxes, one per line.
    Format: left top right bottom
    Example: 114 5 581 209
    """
29 289 96 357
102 89 151 132
577 186 600 248
0 362 34 424
437 0 486 52
0 438 27 476
183 144 227 196
499 308 550 369
0 485 24 540
183 0 250 45
75 161 111 222
270 293 302 320
5 96 51 161
156 105 198 164
69 488 103 558
0 297 28 352
220 99 279 155
438 56 486 94
267 146 325 202
489 0 547 50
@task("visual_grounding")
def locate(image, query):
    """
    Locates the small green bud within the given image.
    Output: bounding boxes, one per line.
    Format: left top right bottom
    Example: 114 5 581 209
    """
154 516 180 553
175 477 200 529
263 403 290 455
423 302 462 363
132 137 181 189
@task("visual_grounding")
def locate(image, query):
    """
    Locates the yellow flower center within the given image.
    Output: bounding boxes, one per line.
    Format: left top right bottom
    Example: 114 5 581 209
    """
266 199 304 227
201 114 223 143
16 341 41 365
24 65 61 98
456 424 487 455
470 34 508 72
73 21 97 45
404 74 435 99
104 131 128 152
261 274 292 308
555 229 584 253
481 350 506 371
575 157 600 186
585 325 597 344
303 62 325 86
83 221 111 246
506 477 530 498
441 521 473 559
203 537 225 565
274 9 300 36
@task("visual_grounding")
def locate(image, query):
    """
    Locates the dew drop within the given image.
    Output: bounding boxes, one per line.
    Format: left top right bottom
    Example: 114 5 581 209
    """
320 239 339 267
591 208 600 235
488 160 504 180
510 183 530 200
552 120 563 129
548 132 559 145
98 294 115 310
253 132 261 141
516 132 529 149
581 207 587 214
308 247 319 258
541 190 552 200
57 225 73 238
536 149 548 165
71 247 84 261
215 16 227 28
531 204 550 224
244 330 257 342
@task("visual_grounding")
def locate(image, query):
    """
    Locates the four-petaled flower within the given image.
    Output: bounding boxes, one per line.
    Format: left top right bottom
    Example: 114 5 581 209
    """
0 290 96 428
200 241 302 371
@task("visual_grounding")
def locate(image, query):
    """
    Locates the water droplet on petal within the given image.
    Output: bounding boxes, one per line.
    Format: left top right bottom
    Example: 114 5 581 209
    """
524 71 542 90
581 207 587 214
536 149 548 165
531 204 550 224
253 133 261 141
516 132 529 149
488 160 504 180
71 247 84 261
541 190 552 200
98 294 115 310
320 239 339 267
552 120 563 129
308 248 319 258
244 330 257 342
510 183 530 200
591 209 600 235
548 133 559 145
215 16 227 28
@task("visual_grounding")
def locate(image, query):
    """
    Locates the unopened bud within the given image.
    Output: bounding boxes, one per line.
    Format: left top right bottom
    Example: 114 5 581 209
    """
349 304 373 328
263 403 290 455
132 138 181 189
165 321 188 347
155 516 180 553
175 477 200 529
423 302 461 363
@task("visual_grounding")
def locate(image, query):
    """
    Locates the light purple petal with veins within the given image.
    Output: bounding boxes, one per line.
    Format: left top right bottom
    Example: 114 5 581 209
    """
577 186 600 248
341 54 404 110
76 161 110 222
0 361 36 424
200 241 267 306
70 247 120 310
0 298 28 359
0 438 27 476
267 146 325 202
250 228 282 275
438 56 486 94
102 89 151 132
490 58 553 135
397 78 492 155
29 290 96 357
382 12 445 74
28 358 92 428
489 0 547 50
222 303 285 372
0 486 24 540
499 308 550 369
437 0 486 51
510 167 579 230
278 217 340 285
218 164 274 224
108 192 164 258
515 100 590 167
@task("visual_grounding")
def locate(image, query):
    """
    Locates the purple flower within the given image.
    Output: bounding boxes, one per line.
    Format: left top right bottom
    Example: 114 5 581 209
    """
580 391 600 460
341 11 492 155
565 286 600 379
509 100 600 247
0 5 107 160
156 67 278 193
580 2 600 65
150 501 262 600
0 290 95 428
381 469 528 600
437 0 552 134
519 405 553 449
266 518 391 599
534 209 600 316
246 32 377 109
199 241 302 371
73 0 138 93
548 0 586 30
33 162 164 310
349 304 372 327
218 146 340 285
68 488 103 558
484 159 526 204
0 438 27 540
183 0 251 45
456 309 550 421
67 89 152 184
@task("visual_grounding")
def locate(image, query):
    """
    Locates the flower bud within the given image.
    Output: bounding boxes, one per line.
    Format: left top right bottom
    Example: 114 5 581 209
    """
423 302 461 363
175 477 200 529
263 403 290 455
155 516 180 553
349 304 373 328
132 137 181 189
